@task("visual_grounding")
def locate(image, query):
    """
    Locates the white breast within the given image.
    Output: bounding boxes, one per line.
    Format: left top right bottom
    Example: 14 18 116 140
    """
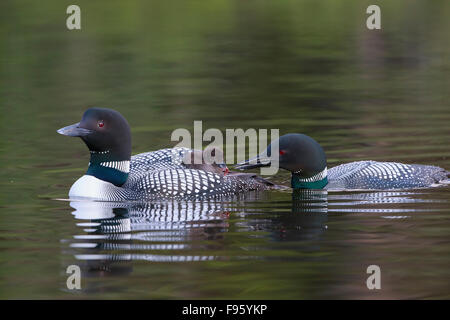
69 175 115 200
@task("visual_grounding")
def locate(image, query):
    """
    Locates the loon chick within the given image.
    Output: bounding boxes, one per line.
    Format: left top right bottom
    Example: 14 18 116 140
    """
57 108 271 201
182 147 229 176
236 133 449 190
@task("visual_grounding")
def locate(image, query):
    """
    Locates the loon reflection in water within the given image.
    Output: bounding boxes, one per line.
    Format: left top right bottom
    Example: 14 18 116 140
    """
60 188 442 292
61 191 328 284
57 108 273 201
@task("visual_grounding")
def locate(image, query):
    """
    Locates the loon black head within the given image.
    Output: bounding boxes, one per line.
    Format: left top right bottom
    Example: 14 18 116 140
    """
57 108 131 186
235 133 328 189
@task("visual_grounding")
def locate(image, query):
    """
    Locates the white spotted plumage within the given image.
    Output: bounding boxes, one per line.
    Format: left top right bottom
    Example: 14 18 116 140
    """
326 161 448 190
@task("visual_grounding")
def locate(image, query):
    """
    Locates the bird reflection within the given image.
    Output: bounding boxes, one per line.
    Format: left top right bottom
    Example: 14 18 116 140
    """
259 189 329 243
285 189 329 241
61 188 430 293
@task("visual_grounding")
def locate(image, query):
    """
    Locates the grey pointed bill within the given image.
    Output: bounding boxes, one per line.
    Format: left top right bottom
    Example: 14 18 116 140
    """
57 122 92 137
234 154 272 170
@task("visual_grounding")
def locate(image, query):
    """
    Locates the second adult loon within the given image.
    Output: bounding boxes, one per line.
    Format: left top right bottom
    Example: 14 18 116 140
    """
57 108 272 201
236 133 449 190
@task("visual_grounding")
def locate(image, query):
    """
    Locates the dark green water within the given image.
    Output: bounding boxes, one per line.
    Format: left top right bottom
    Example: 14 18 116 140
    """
1 0 449 299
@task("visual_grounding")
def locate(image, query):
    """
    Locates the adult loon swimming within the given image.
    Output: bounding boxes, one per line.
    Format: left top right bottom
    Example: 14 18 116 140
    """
236 133 449 190
57 108 272 201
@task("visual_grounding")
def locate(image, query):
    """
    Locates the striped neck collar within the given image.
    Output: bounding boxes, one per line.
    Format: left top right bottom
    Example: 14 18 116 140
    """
86 150 130 186
97 160 130 173
291 167 328 189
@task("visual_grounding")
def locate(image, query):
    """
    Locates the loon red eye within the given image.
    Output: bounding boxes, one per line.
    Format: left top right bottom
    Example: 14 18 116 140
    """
97 120 104 128
279 150 285 155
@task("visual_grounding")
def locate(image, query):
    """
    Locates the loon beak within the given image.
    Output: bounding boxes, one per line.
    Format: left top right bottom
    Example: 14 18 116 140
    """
57 122 92 137
234 154 272 170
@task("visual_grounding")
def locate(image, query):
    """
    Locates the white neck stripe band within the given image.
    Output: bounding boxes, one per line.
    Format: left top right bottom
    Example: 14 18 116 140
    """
99 160 130 173
295 167 327 182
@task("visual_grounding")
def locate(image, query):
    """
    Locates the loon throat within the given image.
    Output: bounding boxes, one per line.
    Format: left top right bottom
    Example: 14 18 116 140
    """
86 151 130 186
291 167 328 189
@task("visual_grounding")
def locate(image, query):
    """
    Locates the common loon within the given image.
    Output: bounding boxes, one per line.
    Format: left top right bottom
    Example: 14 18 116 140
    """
236 133 449 190
57 108 272 201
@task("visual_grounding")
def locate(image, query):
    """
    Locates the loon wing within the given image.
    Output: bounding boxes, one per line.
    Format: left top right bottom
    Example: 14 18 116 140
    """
327 161 449 190
123 168 273 200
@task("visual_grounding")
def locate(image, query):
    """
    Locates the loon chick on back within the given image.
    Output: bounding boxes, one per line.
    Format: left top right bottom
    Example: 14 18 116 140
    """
236 133 449 190
182 147 229 176
57 108 271 201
